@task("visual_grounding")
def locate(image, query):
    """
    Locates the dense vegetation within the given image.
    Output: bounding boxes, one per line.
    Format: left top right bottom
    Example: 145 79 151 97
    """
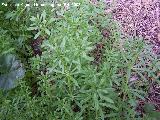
0 0 159 119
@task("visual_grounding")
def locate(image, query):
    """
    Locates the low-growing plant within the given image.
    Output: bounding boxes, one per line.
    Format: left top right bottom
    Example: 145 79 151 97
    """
0 0 159 120
0 54 25 90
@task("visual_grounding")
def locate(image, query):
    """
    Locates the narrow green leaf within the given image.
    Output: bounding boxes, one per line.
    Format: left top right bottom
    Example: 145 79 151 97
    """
98 89 108 94
34 31 41 39
45 28 50 35
100 103 118 110
2 48 14 55
99 94 114 104
30 16 37 22
93 93 99 110
60 37 66 50
82 52 94 61
41 10 46 20
48 18 55 24
27 27 38 31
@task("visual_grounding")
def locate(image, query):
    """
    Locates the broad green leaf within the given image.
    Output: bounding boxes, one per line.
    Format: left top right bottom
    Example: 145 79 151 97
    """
0 54 25 90
144 103 155 113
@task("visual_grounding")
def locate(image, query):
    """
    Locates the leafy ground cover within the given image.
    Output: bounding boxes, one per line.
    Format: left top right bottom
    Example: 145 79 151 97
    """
0 0 160 119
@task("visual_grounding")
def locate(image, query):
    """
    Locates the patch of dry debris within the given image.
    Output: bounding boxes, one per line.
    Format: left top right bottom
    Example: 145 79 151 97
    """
104 0 160 55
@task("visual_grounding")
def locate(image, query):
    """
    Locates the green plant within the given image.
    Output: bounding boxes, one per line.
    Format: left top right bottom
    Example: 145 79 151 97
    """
0 54 25 90
0 28 15 55
27 10 56 39
0 0 159 120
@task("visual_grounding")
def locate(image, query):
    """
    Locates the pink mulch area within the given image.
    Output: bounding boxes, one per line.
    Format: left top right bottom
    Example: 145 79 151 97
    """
104 0 160 55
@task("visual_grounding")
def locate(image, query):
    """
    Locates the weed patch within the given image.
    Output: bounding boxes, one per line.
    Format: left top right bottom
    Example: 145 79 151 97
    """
0 0 160 120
